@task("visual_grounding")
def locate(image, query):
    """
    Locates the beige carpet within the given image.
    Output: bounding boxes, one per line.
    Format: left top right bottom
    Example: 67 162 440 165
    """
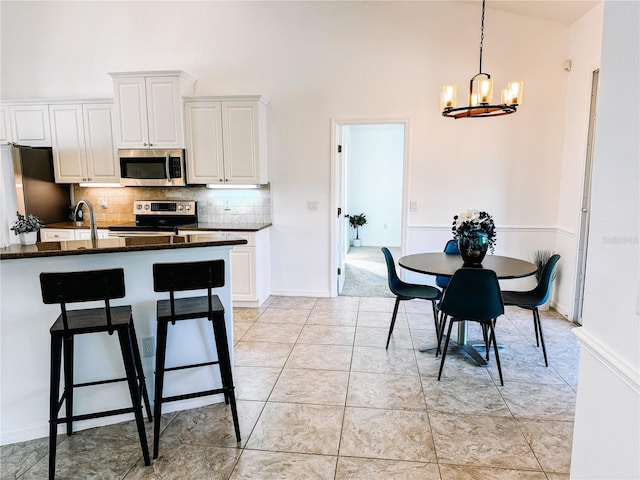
340 246 399 298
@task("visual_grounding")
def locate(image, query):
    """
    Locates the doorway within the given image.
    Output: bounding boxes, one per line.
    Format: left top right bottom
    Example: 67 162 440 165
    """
331 121 408 297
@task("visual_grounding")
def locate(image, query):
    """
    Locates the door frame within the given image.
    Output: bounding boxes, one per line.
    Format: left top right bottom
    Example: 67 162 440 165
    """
573 69 599 324
329 117 411 297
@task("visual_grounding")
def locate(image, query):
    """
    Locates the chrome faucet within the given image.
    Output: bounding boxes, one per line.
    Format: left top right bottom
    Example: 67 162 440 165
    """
73 199 98 241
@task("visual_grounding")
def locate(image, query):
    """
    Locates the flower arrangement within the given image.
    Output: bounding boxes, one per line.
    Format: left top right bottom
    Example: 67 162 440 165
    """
10 211 44 235
452 209 496 253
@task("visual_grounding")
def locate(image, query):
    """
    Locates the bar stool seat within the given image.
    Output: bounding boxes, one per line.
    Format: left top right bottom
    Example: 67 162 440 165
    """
152 259 240 459
40 268 152 480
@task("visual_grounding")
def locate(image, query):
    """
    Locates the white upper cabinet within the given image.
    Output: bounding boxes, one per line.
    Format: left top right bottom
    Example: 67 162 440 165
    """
185 101 225 183
9 104 51 146
49 102 119 184
185 96 268 185
1 106 13 144
110 71 195 149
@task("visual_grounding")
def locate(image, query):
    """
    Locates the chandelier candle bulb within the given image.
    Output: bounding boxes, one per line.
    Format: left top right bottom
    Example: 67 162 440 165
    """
478 78 493 104
440 84 457 110
507 80 523 105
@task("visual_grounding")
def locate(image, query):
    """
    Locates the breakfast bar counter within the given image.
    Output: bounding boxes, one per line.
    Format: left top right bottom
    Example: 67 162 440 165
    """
0 234 246 445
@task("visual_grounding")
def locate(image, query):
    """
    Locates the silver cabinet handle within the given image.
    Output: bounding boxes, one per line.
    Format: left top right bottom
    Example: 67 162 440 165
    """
166 153 171 183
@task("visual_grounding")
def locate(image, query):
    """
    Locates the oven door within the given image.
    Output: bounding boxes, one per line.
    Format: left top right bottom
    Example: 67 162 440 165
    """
119 149 186 186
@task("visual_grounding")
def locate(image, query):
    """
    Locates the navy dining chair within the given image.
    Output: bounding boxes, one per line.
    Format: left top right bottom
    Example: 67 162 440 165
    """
381 247 442 349
501 254 561 367
435 239 459 290
437 268 505 385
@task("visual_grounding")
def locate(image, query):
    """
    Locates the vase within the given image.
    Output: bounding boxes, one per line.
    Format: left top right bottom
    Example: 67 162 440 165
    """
18 231 38 245
457 231 489 266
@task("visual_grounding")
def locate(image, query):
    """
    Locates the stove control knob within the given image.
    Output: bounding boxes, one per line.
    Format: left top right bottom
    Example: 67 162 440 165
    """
144 204 150 210
177 205 184 211
136 204 143 210
186 205 192 211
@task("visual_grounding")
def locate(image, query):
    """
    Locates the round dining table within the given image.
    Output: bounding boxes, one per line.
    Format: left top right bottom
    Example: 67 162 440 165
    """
399 252 537 280
398 252 537 364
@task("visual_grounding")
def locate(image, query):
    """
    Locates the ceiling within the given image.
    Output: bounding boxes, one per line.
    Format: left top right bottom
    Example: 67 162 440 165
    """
467 0 600 25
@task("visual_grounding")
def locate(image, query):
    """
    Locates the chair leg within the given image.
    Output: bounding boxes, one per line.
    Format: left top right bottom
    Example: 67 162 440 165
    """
385 297 402 350
431 300 440 341
489 321 504 386
129 321 153 421
438 318 455 381
211 314 241 443
532 308 540 347
117 328 150 466
153 320 169 459
481 324 490 361
436 312 447 357
62 335 74 436
534 308 549 367
49 334 63 480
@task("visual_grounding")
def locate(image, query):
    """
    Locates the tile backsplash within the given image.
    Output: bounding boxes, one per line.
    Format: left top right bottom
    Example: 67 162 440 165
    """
72 185 272 225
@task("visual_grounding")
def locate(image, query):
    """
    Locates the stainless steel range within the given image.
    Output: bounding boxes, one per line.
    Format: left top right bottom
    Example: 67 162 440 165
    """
108 200 197 236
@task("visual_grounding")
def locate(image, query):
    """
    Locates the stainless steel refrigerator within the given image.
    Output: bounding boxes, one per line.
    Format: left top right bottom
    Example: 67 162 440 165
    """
11 145 71 224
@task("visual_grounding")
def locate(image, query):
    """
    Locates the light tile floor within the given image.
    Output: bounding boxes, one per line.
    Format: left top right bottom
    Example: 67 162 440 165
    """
1 296 579 479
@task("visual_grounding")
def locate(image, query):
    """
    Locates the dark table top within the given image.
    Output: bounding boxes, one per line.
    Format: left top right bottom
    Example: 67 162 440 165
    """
399 252 537 279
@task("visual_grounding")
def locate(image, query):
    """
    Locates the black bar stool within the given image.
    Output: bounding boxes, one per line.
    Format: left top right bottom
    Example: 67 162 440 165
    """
40 268 152 480
152 259 240 459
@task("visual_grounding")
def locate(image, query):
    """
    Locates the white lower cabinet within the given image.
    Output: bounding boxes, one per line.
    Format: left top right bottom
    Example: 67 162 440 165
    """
40 228 109 241
179 228 270 307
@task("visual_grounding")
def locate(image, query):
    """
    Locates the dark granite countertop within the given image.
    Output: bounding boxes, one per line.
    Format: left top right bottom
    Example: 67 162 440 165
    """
43 221 113 230
178 223 272 232
0 234 247 260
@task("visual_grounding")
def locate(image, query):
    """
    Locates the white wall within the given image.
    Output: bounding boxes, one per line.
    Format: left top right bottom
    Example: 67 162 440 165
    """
0 1 575 301
345 124 403 247
556 3 604 318
570 1 640 478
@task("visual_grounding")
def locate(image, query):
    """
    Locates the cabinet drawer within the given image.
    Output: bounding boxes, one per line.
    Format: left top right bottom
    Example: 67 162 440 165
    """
40 229 74 242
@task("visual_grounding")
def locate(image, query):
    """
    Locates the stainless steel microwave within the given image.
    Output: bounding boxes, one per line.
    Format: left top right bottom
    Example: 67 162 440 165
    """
119 149 186 187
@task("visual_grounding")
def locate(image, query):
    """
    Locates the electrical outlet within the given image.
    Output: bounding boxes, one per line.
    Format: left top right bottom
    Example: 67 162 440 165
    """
142 337 155 357
99 197 108 208
307 201 318 211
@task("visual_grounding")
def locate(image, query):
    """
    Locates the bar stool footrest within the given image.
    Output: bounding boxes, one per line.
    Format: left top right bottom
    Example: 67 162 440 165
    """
161 387 231 404
163 360 220 373
55 406 137 424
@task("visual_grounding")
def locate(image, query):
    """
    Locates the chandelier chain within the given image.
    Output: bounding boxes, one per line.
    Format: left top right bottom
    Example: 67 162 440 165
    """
479 0 485 73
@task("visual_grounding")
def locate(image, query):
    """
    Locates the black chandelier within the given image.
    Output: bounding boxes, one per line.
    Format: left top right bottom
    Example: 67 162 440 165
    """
441 0 523 119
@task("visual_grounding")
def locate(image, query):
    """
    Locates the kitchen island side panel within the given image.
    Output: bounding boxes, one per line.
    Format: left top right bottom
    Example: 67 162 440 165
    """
0 245 234 445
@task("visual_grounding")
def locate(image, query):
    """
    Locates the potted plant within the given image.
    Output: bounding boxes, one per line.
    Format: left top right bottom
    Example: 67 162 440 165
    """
10 211 44 245
348 213 367 247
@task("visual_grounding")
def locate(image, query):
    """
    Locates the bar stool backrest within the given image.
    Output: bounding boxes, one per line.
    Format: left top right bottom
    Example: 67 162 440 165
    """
153 260 225 292
39 268 126 332
152 260 225 319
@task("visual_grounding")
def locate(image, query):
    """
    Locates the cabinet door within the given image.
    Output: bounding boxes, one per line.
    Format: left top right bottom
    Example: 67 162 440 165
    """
1 106 13 144
83 104 119 183
10 105 51 146
145 76 183 148
113 77 148 148
221 101 261 183
49 104 87 183
231 246 256 300
76 229 109 240
184 101 224 184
